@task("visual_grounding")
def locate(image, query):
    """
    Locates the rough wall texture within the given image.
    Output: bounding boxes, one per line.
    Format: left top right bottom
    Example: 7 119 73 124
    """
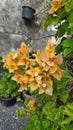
0 0 53 56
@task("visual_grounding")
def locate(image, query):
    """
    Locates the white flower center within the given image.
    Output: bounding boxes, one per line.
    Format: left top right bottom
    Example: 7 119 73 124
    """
37 76 42 80
42 83 47 88
42 62 46 67
34 72 38 77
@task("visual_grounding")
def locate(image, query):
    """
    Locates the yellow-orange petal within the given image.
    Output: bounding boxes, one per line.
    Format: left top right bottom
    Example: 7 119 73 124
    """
39 89 45 95
48 0 63 14
52 67 63 80
45 40 55 57
46 85 53 96
18 84 27 92
49 64 58 74
27 100 36 107
30 82 39 91
55 54 63 64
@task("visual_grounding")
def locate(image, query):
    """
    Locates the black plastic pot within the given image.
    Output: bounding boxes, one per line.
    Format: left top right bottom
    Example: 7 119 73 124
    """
0 96 16 107
22 6 36 22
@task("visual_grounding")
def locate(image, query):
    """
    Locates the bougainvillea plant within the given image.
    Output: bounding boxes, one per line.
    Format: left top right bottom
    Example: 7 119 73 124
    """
3 40 63 96
2 0 73 129
3 39 73 130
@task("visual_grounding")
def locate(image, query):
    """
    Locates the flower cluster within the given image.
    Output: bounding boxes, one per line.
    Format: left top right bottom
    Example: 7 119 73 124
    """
3 40 63 96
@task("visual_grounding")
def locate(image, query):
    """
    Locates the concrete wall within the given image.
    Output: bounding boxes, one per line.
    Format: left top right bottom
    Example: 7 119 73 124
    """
0 0 53 56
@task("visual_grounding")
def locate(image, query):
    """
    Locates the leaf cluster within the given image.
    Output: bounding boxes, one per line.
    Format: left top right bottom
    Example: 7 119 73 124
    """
0 58 19 98
43 0 73 56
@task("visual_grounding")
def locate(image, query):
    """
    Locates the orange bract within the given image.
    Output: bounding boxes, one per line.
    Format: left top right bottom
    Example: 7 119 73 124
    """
3 52 18 73
12 74 29 91
17 42 29 58
49 0 63 14
26 100 36 116
27 100 36 107
39 75 53 95
45 40 56 58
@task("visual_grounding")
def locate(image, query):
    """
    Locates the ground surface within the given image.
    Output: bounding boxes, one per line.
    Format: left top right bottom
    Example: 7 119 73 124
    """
0 102 28 130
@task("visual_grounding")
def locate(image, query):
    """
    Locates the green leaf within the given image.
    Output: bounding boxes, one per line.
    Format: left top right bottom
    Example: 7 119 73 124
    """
56 28 65 38
63 107 73 117
67 103 73 110
68 11 73 26
42 120 50 129
16 108 25 118
43 16 59 30
61 124 73 130
62 71 72 79
61 22 69 29
57 78 70 90
60 93 69 104
62 38 73 48
55 43 63 54
62 117 73 124
63 0 73 12
64 48 72 56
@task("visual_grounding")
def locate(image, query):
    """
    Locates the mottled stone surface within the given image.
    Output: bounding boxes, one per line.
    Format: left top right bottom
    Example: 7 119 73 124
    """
0 0 53 56
0 102 28 130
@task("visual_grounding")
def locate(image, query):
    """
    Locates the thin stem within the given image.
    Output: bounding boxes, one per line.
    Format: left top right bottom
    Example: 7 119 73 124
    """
31 34 55 40
63 56 73 59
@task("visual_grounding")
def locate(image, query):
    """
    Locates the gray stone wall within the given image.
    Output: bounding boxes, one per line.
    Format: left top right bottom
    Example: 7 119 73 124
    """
0 0 53 56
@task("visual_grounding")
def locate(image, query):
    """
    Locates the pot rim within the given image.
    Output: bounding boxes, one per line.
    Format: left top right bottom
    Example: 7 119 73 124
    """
22 6 36 13
0 96 16 107
0 96 16 101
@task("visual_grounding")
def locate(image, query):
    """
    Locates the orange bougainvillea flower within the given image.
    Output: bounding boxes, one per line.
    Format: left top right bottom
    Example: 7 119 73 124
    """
34 50 42 65
39 75 53 96
34 40 56 72
15 42 29 66
17 42 29 58
48 54 63 80
27 100 36 108
45 40 56 58
51 67 63 80
28 71 53 96
26 100 36 116
49 54 63 74
26 67 42 76
12 74 29 91
48 0 63 14
3 52 18 73
35 40 55 62
26 67 43 91
54 54 63 65
15 43 35 68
